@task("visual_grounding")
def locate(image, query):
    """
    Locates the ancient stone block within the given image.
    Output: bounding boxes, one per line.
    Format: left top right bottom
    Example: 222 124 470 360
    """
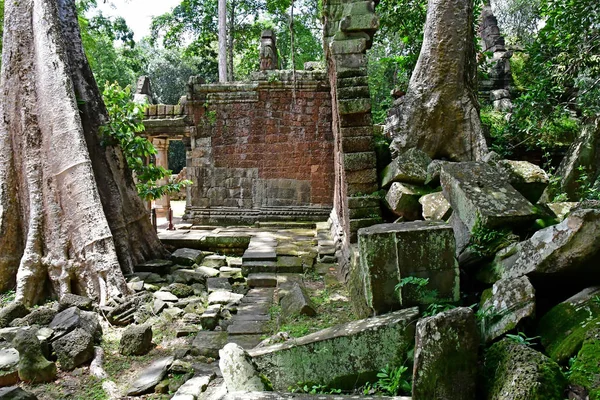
53 328 95 371
280 283 317 317
441 162 537 231
413 307 478 399
120 325 153 356
356 222 459 315
127 357 174 396
249 308 418 391
496 160 549 203
385 183 427 220
381 148 431 188
419 192 452 221
479 276 535 343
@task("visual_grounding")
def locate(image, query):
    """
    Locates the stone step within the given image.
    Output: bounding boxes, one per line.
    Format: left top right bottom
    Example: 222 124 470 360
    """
227 321 269 335
247 273 278 288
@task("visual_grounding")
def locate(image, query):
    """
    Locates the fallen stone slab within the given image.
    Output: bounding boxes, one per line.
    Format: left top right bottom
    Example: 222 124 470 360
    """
172 248 205 266
106 293 152 326
280 283 316 317
247 273 277 288
207 278 232 293
547 202 578 221
154 291 179 302
493 207 600 283
249 307 419 391
441 162 537 231
58 294 93 311
49 306 102 343
201 305 221 331
0 348 19 387
13 330 56 383
53 328 95 371
384 182 427 221
227 321 269 336
355 222 459 316
419 192 451 221
191 331 228 359
482 339 566 399
136 259 173 275
479 276 535 343
381 148 431 188
127 356 174 396
412 307 478 400
173 269 209 284
120 325 153 356
202 255 227 269
0 303 29 329
208 291 244 306
496 159 549 203
220 343 267 393
242 261 278 276
242 249 277 263
171 373 215 400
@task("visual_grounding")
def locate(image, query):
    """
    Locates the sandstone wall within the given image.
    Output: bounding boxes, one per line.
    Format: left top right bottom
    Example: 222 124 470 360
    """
184 71 335 224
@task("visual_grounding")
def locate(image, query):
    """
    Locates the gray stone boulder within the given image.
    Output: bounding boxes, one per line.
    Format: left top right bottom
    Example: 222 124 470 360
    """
167 283 194 298
10 306 57 328
280 283 316 317
482 338 566 399
52 328 95 371
386 0 488 161
381 148 431 188
547 202 578 221
135 259 173 275
419 192 452 221
12 329 56 383
355 222 459 316
425 159 448 186
249 308 418 391
220 343 266 393
496 160 549 203
127 356 174 396
202 255 227 269
441 162 537 232
0 303 29 329
0 348 19 387
171 373 215 400
0 387 39 400
494 208 600 281
413 307 478 400
385 183 427 220
172 269 209 285
119 325 153 356
537 287 600 364
58 294 93 311
171 248 205 266
49 306 101 343
479 276 535 343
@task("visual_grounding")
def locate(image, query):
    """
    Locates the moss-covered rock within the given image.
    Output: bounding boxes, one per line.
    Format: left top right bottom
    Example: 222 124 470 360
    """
537 287 600 364
482 338 567 399
413 307 479 399
569 328 600 399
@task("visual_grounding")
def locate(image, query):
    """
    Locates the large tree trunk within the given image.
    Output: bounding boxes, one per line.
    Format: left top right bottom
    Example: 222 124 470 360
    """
218 0 228 82
0 0 166 306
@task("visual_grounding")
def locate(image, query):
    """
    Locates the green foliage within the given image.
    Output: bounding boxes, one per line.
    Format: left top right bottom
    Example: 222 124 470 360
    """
100 83 191 200
576 165 600 200
480 106 512 157
422 303 457 318
289 383 342 394
363 365 411 396
0 290 15 306
506 331 541 347
467 221 517 258
395 276 430 292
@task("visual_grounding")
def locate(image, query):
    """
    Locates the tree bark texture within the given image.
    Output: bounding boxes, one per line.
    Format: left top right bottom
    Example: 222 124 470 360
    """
385 0 488 161
0 0 166 306
218 0 228 82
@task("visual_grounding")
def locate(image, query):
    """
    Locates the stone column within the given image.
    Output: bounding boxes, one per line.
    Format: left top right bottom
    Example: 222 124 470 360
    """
152 138 170 218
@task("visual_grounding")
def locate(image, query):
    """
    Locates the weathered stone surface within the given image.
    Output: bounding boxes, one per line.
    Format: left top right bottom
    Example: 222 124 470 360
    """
120 325 153 356
247 273 277 288
441 162 537 231
380 148 431 188
218 394 407 400
0 348 19 387
53 328 94 371
191 331 228 358
136 259 173 275
13 306 57 327
356 222 459 315
227 321 268 335
201 304 221 331
208 291 244 305
49 307 102 343
482 339 566 399
0 387 39 400
167 283 195 298
12 330 56 383
249 308 419 391
0 303 28 329
173 268 210 284
419 192 452 221
494 208 600 281
172 374 215 400
479 276 535 343
202 255 227 269
127 356 174 396
413 307 478 400
384 183 427 220
154 291 179 302
386 0 488 161
172 248 205 266
547 202 578 221
537 287 600 364
220 343 266 393
58 294 93 311
280 283 316 317
207 278 232 293
496 160 549 203
197 266 221 278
